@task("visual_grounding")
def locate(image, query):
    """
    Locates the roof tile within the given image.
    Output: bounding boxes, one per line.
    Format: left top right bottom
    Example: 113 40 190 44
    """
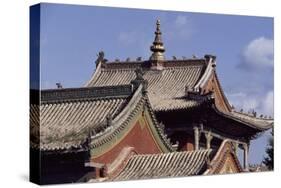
111 149 212 181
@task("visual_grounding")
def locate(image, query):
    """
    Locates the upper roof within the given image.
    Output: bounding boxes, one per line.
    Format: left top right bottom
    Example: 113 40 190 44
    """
86 20 217 112
86 59 209 112
85 19 273 132
85 59 273 132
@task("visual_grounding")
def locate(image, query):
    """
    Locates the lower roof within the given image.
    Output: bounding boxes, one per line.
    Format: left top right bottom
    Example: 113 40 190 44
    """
213 107 274 131
111 149 212 181
30 86 132 151
88 140 243 182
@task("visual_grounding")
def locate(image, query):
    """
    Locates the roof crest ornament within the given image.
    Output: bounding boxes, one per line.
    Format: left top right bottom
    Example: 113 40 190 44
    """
56 82 63 89
131 68 148 93
95 51 108 67
135 68 144 80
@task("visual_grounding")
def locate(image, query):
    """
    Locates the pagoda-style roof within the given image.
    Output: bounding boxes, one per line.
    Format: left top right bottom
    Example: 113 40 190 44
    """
86 59 273 134
31 83 175 153
84 19 273 134
30 85 132 151
88 140 243 182
87 20 222 112
86 58 210 112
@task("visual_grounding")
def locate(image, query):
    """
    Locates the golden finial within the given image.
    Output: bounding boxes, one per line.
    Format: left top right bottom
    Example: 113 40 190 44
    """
150 19 165 61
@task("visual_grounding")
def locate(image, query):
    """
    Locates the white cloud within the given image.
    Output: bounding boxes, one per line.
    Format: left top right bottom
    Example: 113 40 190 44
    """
240 37 273 70
227 90 274 117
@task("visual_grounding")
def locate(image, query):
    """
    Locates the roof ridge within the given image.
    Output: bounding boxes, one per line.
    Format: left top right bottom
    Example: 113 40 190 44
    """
84 59 103 87
194 55 216 92
132 149 212 158
41 85 133 103
232 110 274 121
104 58 205 63
99 59 206 70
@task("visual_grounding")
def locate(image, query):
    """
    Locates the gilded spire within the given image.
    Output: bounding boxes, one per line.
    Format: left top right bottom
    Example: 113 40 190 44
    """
150 19 165 61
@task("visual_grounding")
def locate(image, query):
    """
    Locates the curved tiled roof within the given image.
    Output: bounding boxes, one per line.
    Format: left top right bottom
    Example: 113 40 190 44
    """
31 84 175 152
31 98 127 151
111 149 212 181
231 111 273 129
30 86 131 151
85 59 274 131
86 60 207 111
213 107 273 131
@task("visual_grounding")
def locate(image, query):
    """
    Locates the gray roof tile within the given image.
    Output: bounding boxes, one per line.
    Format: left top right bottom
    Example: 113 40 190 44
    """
86 62 206 111
30 86 131 151
111 149 212 181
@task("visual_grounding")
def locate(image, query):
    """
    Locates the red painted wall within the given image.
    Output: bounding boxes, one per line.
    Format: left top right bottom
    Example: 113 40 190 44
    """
92 119 162 164
202 72 231 112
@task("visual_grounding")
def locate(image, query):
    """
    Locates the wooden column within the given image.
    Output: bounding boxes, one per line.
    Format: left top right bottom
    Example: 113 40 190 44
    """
243 143 249 171
205 131 213 149
193 126 199 150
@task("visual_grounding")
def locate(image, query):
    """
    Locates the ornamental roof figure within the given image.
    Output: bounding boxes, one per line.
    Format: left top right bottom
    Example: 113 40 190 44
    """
150 19 165 61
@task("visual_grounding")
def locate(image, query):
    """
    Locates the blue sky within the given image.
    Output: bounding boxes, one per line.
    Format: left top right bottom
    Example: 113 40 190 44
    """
38 3 273 164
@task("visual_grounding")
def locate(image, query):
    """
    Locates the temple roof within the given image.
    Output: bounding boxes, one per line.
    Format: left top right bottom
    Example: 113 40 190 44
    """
87 140 242 182
31 83 175 152
221 110 273 131
30 86 132 151
86 59 273 132
85 19 273 133
32 20 273 153
86 59 209 112
111 149 212 181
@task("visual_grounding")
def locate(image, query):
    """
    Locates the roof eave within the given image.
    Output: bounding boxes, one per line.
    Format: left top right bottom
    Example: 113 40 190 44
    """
212 104 273 132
